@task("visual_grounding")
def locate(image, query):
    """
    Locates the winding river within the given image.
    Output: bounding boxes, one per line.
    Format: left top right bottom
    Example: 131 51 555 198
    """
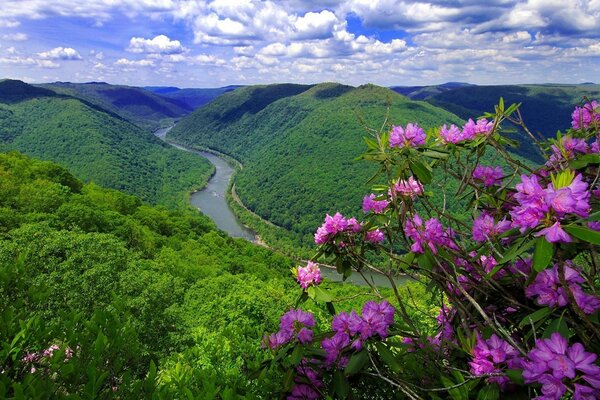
154 126 404 287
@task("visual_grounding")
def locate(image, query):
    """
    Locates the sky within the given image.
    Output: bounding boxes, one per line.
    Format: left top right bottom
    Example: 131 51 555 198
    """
0 0 599 88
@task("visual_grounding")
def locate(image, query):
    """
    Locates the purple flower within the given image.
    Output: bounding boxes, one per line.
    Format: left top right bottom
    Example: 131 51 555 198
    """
472 165 504 187
347 217 361 233
462 118 494 140
545 174 590 218
472 212 511 242
332 311 363 337
360 300 395 339
362 193 389 214
321 332 350 366
296 261 322 289
571 100 600 130
510 174 548 232
365 229 385 244
546 136 590 168
439 124 463 144
469 334 521 389
404 214 457 254
389 123 426 148
314 212 347 244
535 221 572 243
288 383 320 400
574 384 600 400
266 309 315 349
391 176 423 198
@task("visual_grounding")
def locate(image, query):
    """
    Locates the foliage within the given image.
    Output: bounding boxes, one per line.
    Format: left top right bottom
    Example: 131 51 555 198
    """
0 80 214 208
261 99 600 399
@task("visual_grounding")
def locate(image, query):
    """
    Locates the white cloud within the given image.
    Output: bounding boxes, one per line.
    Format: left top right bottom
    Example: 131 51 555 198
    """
127 34 186 54
1 33 28 41
115 58 155 66
502 31 532 43
38 47 82 60
293 10 338 39
0 19 20 28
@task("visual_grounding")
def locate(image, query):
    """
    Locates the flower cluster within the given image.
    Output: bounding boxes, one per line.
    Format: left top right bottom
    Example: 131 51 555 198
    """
472 212 511 242
21 344 74 374
362 193 389 214
389 123 426 148
321 301 395 367
469 334 521 389
314 213 358 244
522 333 600 399
365 228 385 244
390 176 423 198
547 136 590 168
571 100 600 130
510 173 590 242
288 361 323 400
525 262 600 314
472 165 504 187
265 309 315 349
439 118 494 144
296 261 322 289
404 214 457 254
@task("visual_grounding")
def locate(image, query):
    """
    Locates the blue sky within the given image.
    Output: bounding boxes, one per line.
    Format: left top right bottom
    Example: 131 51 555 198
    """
1 0 599 88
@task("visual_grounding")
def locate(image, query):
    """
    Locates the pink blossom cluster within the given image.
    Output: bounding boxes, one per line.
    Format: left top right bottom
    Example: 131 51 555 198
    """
525 262 600 314
265 309 315 349
321 301 394 367
390 176 423 198
389 123 426 148
472 165 504 187
510 173 590 243
314 212 360 244
472 212 511 242
571 100 600 130
288 361 323 400
522 333 600 399
21 344 74 373
365 229 385 244
439 118 494 144
362 193 389 214
296 261 322 289
403 214 457 254
469 334 522 389
546 136 590 168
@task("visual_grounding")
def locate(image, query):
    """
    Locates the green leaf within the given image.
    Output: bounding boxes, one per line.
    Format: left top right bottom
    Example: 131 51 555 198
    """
564 225 600 245
311 286 333 302
543 317 571 339
505 369 524 386
518 307 551 329
344 350 368 375
476 384 500 400
498 238 535 265
410 160 432 184
374 342 402 373
533 237 554 272
332 370 349 399
569 154 600 170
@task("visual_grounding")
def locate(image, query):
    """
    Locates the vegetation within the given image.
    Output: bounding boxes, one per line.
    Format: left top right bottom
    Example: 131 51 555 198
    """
0 80 213 208
145 85 243 110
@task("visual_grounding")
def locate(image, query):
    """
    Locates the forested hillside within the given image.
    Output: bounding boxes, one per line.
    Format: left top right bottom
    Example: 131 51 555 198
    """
145 85 242 110
40 82 192 131
0 80 213 208
169 83 465 251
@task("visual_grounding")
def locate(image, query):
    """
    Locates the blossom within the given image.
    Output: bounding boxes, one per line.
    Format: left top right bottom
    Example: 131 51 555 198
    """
545 174 590 218
462 118 494 140
525 262 600 314
439 124 463 144
314 212 347 244
469 334 521 389
346 217 361 233
365 229 385 244
391 176 423 198
288 384 320 400
296 262 322 289
404 214 457 254
571 100 600 130
510 174 549 232
360 300 395 339
535 221 572 243
472 212 511 242
472 165 504 187
265 309 315 349
362 193 389 214
389 123 426 148
546 136 590 168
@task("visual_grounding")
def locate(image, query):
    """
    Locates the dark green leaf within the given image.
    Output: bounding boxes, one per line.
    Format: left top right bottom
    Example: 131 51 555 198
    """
564 225 600 245
410 160 432 184
344 350 368 375
476 384 499 400
569 154 600 170
533 237 553 272
332 370 349 399
498 238 535 265
543 317 571 339
374 342 401 372
518 307 551 329
506 369 524 386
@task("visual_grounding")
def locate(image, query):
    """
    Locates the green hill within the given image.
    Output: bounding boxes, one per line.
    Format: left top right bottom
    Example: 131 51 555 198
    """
145 85 243 110
40 81 192 131
413 84 600 162
169 83 464 251
0 80 213 208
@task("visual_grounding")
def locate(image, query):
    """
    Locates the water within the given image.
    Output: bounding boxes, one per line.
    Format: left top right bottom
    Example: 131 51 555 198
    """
154 126 404 287
155 126 255 241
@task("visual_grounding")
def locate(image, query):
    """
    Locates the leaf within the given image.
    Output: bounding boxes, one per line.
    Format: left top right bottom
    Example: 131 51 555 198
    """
311 286 333 302
410 160 432 184
344 350 368 375
543 317 571 339
518 307 551 329
569 154 600 170
332 370 349 399
533 237 554 272
363 136 380 150
564 225 600 245
374 342 402 373
498 238 535 265
476 384 499 400
505 369 524 386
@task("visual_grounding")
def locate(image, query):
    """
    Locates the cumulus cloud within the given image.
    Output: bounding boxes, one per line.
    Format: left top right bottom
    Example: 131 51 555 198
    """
1 33 27 41
127 34 186 54
115 58 155 67
38 47 82 60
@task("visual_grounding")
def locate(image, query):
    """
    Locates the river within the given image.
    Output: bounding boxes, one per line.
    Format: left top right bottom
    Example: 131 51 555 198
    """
154 126 405 287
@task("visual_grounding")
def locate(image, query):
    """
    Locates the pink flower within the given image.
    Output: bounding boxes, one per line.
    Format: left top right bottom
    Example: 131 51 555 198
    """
389 123 426 148
296 261 322 289
472 165 504 187
391 176 423 198
535 221 572 243
571 100 600 130
462 118 494 140
472 212 511 242
469 334 521 389
365 229 385 244
439 124 463 144
362 193 389 214
265 309 315 349
404 214 457 254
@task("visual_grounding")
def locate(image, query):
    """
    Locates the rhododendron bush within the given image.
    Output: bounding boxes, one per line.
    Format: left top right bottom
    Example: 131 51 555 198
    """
260 99 600 399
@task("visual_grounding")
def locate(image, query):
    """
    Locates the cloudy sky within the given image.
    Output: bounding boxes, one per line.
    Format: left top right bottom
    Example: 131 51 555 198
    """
1 0 599 88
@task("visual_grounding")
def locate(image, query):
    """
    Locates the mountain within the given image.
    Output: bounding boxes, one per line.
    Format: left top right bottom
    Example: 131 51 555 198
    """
390 82 475 100
168 82 464 252
144 85 243 110
0 79 213 207
39 81 192 131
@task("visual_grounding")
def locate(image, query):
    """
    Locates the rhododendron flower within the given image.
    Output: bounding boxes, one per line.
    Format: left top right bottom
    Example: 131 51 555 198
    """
265 309 315 349
469 334 522 389
296 261 322 289
472 212 511 242
391 176 423 198
362 193 388 214
546 136 590 168
404 214 457 254
535 221 572 243
462 118 494 140
571 100 600 130
526 262 600 314
346 217 361 233
314 212 347 244
365 229 385 244
360 301 395 339
472 165 504 187
439 124 463 144
389 123 426 148
545 173 590 218
288 384 320 400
